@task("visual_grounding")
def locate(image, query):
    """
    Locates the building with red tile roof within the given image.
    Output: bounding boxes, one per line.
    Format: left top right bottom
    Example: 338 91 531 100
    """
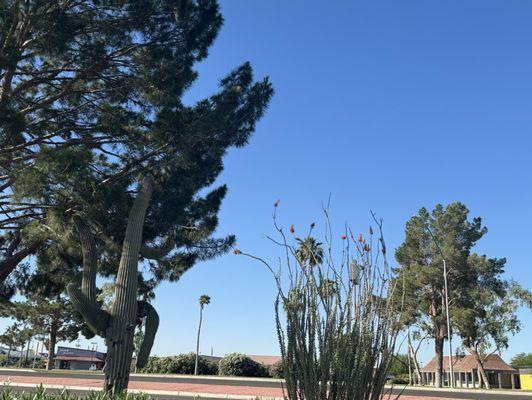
248 355 281 366
420 354 518 389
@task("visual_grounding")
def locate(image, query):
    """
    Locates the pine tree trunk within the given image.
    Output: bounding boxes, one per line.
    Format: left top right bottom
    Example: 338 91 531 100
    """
6 347 11 364
25 338 31 363
46 323 58 370
194 307 203 375
434 336 444 388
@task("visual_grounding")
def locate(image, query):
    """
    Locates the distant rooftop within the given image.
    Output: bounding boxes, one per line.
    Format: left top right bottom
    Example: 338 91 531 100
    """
421 354 517 373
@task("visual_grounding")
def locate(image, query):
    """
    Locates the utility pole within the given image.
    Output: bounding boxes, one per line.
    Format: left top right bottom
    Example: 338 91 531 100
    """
427 227 454 388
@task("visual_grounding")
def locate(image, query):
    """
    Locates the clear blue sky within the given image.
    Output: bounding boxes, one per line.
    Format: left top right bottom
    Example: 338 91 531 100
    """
3 1 532 365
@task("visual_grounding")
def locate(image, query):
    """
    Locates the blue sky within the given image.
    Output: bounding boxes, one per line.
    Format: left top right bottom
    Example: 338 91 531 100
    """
2 1 532 365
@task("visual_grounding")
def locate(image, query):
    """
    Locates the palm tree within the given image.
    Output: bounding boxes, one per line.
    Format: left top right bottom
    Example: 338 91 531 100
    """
194 294 211 375
295 236 324 267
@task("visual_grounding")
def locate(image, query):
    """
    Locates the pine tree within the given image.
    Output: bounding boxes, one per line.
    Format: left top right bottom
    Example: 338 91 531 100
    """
2 295 80 370
394 203 486 388
1 241 86 369
1 0 273 391
0 0 273 292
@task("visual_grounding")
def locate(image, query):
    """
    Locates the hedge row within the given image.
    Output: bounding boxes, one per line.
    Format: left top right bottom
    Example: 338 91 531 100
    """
141 352 284 378
141 353 218 375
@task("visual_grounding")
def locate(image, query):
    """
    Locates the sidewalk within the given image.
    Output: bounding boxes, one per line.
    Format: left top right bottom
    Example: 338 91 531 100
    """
1 370 531 399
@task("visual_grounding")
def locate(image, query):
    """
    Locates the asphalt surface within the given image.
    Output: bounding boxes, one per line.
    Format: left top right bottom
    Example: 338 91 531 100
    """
0 369 530 399
388 387 531 399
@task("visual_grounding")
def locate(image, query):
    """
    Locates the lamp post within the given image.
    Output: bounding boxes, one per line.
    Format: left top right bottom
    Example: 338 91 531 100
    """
427 227 454 389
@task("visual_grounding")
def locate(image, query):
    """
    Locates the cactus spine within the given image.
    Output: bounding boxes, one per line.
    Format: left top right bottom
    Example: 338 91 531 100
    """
67 176 159 393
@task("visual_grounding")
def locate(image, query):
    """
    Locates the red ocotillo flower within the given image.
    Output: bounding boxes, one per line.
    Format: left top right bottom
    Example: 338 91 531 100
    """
290 224 295 234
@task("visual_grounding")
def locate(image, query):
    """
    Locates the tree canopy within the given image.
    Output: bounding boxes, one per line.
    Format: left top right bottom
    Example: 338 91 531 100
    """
452 254 531 388
0 0 273 297
511 353 532 368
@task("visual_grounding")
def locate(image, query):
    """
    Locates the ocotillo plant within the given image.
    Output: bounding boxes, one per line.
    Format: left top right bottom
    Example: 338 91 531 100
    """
237 207 402 400
67 176 159 393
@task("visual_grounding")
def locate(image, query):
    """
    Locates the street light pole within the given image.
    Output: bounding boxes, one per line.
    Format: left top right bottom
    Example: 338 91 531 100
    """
442 258 454 388
90 342 97 369
427 227 454 388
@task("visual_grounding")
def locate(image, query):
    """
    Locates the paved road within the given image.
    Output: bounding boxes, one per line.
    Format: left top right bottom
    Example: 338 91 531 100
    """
388 387 531 399
0 369 530 399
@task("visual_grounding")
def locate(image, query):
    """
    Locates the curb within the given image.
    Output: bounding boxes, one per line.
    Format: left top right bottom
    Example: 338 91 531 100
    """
129 373 284 384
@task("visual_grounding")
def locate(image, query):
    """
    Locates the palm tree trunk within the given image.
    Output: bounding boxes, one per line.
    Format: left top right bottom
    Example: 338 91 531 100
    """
194 306 203 375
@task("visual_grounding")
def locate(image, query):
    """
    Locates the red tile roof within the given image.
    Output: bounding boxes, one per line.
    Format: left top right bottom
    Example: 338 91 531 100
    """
248 355 282 366
421 354 516 373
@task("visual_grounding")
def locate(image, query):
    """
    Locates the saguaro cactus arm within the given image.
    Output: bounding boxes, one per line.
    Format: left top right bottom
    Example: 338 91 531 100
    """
68 216 110 336
67 282 110 335
135 302 159 368
73 217 98 304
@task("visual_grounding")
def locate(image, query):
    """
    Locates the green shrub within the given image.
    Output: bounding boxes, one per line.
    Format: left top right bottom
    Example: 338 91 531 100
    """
0 355 45 368
269 359 284 378
391 374 410 385
218 353 269 377
141 353 218 375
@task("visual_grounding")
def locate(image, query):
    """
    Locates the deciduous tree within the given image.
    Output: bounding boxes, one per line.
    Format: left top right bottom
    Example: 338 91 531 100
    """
510 353 532 368
454 255 532 388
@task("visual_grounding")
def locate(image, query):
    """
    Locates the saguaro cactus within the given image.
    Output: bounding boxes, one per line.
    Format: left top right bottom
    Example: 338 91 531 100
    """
67 176 159 393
